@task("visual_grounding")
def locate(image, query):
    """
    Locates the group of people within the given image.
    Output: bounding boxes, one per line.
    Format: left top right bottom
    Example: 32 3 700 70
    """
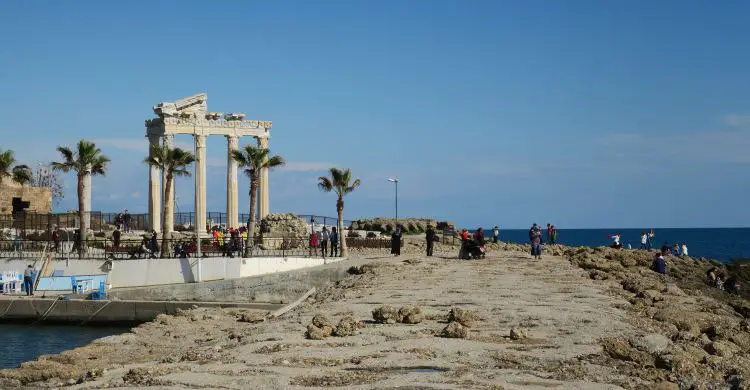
458 227 486 259
706 267 742 295
308 226 340 257
527 223 558 259
114 209 132 233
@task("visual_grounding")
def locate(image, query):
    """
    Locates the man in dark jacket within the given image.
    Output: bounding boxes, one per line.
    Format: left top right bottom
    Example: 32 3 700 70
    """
113 226 121 249
150 230 158 258
425 225 436 257
391 227 402 256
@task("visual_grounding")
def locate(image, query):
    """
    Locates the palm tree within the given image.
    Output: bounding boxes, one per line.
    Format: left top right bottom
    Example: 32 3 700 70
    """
144 145 195 257
231 144 285 256
12 165 32 186
51 140 110 258
317 168 360 257
0 149 16 186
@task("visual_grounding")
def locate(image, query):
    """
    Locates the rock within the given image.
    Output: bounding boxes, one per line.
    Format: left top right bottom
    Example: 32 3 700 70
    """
333 316 361 337
602 339 652 364
653 382 679 390
705 341 735 357
398 306 424 324
729 332 750 350
448 308 478 328
637 289 664 304
631 333 672 354
509 328 528 340
372 306 400 324
663 285 686 296
589 270 609 280
305 324 330 340
237 312 265 323
312 314 333 329
440 322 469 339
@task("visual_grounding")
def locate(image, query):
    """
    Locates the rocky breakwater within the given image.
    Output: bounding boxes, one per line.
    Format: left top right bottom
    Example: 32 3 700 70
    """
350 218 454 234
559 245 750 389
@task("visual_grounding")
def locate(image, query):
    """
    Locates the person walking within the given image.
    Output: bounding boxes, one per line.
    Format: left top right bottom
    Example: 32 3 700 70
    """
492 226 499 243
320 227 329 258
150 230 158 258
546 224 553 244
640 232 648 249
330 227 339 257
530 224 542 259
391 227 402 256
646 229 655 250
113 226 121 250
426 225 436 256
70 229 81 254
51 226 60 253
123 209 132 233
550 225 557 244
23 265 34 296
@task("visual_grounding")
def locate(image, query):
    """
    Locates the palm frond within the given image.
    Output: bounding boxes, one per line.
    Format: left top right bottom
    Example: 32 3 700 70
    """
12 165 32 186
264 155 286 169
317 176 333 192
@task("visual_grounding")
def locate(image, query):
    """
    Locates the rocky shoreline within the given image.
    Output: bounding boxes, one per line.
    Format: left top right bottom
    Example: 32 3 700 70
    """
0 239 747 389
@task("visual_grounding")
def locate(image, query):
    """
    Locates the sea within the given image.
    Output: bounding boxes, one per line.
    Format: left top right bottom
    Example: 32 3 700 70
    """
481 228 750 263
0 324 127 369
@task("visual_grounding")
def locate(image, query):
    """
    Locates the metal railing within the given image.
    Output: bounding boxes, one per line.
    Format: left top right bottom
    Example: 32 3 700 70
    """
1 212 355 235
0 236 396 260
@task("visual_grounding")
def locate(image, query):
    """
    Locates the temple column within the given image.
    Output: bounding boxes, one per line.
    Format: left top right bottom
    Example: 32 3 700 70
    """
226 135 239 229
257 137 270 218
194 135 207 235
148 134 162 232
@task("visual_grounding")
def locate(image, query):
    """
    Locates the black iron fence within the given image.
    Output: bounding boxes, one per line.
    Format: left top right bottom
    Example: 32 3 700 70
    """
0 236 395 260
0 212 356 236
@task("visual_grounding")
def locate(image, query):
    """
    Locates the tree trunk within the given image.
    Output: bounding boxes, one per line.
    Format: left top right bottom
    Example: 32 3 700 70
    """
77 174 86 259
337 197 346 257
162 171 173 258
245 176 258 257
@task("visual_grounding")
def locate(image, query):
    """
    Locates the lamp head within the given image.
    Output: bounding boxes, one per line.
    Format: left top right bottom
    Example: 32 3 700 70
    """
387 178 398 183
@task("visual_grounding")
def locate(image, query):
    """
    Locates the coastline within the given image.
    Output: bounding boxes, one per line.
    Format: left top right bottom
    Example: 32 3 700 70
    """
0 238 747 388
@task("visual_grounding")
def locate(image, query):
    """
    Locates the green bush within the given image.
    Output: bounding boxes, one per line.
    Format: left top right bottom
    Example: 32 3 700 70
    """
366 231 377 238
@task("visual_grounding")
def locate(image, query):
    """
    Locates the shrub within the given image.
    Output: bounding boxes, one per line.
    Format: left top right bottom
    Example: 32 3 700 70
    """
366 231 377 238
347 230 361 238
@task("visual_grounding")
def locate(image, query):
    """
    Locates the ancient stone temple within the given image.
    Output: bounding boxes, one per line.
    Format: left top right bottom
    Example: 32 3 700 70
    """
145 93 272 233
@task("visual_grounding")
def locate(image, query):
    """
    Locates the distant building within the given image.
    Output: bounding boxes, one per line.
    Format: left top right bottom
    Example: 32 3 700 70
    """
0 181 52 214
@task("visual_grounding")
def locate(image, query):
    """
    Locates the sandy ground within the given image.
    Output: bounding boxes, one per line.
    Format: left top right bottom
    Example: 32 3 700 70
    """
2 248 647 389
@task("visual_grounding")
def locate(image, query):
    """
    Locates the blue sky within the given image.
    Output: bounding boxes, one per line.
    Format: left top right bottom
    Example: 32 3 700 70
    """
1 0 749 228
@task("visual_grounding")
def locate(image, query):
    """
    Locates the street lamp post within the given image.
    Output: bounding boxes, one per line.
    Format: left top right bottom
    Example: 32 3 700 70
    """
387 178 398 220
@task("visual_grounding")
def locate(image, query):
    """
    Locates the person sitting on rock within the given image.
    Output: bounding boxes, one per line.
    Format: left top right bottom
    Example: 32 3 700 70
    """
651 253 666 274
609 232 622 249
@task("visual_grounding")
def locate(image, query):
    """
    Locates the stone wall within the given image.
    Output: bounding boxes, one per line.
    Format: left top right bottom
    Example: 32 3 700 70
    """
0 183 52 214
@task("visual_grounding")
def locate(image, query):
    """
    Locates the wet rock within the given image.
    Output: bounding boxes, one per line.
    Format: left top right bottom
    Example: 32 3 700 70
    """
372 306 400 324
705 341 735 357
631 333 672 355
312 314 333 329
398 306 424 324
305 324 330 340
237 311 265 323
602 339 652 365
333 316 361 337
440 321 469 338
509 328 528 340
448 308 478 328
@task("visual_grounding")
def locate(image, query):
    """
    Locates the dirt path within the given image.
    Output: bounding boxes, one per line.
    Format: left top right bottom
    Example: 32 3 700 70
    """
1 250 654 389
